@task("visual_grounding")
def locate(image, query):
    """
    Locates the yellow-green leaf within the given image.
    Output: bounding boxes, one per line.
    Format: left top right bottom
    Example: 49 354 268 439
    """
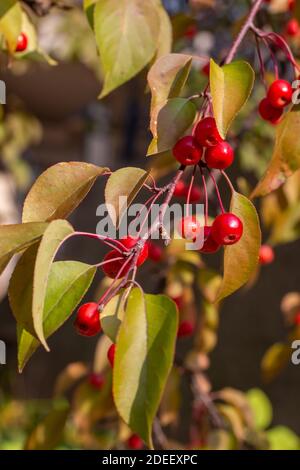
113 289 178 448
105 167 149 227
147 53 192 136
251 106 300 198
246 388 272 431
0 0 22 53
95 0 160 98
15 260 96 372
215 192 261 302
0 222 48 275
22 162 107 223
210 59 255 138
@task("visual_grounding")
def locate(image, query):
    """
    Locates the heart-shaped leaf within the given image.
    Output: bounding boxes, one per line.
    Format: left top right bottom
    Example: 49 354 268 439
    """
101 291 126 342
148 53 192 137
210 59 255 138
251 106 300 198
113 289 178 448
149 97 196 155
105 167 149 227
22 162 107 222
14 260 96 372
0 222 48 275
94 0 160 98
0 0 22 53
215 192 261 302
33 220 74 348
24 400 70 450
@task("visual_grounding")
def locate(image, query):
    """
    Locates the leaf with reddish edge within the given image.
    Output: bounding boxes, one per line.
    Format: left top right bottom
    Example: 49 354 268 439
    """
210 59 254 138
22 162 108 223
251 106 300 198
105 167 149 227
113 288 178 449
147 53 193 137
215 192 261 302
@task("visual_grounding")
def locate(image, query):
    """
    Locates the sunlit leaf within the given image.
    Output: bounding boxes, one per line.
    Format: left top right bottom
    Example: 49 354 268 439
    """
149 97 196 155
148 53 192 136
113 289 178 448
22 162 107 223
252 106 300 197
216 192 261 302
210 59 255 138
155 5 172 60
94 0 160 98
267 426 300 450
15 260 96 372
0 0 22 53
246 388 273 431
0 222 47 275
101 291 126 342
105 167 149 227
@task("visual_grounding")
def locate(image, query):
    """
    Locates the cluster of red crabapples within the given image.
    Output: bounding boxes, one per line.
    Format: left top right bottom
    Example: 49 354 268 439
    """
172 116 243 254
259 79 293 125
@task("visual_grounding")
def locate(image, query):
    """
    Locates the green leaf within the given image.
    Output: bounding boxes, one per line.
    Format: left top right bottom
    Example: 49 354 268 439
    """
15 260 96 372
113 289 178 448
210 59 255 138
155 4 172 60
83 0 96 29
246 388 273 431
0 222 48 275
22 162 107 223
261 342 291 383
101 291 126 343
149 97 196 155
94 0 160 98
147 54 192 138
251 106 300 198
24 400 70 450
32 220 74 348
267 426 300 450
105 167 149 227
0 0 22 53
215 192 261 302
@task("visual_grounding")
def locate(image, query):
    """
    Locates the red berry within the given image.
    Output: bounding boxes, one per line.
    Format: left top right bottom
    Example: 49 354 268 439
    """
187 185 203 202
199 226 220 253
178 216 202 240
288 0 295 11
127 434 144 450
286 18 299 37
202 62 210 76
195 117 223 147
74 303 101 337
88 372 105 389
102 237 148 279
102 249 130 279
148 242 163 262
172 136 203 166
15 33 28 52
294 312 300 326
172 296 183 310
205 141 234 170
177 320 194 338
258 98 283 124
174 180 187 197
259 245 275 265
267 80 292 108
107 344 116 367
211 213 243 246
184 24 197 39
